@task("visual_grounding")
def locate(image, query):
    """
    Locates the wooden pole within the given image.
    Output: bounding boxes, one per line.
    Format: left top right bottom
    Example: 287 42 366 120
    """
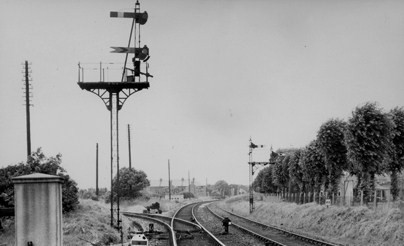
96 143 99 196
168 160 171 200
24 61 32 160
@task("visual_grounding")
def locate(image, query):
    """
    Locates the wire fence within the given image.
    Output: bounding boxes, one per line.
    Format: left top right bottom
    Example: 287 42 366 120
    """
261 191 403 211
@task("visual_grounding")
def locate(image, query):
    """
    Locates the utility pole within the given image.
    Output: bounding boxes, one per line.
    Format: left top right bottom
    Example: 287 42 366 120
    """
128 124 132 169
188 171 191 193
96 143 99 196
23 61 32 161
193 177 195 195
206 178 208 197
168 160 171 200
77 0 153 235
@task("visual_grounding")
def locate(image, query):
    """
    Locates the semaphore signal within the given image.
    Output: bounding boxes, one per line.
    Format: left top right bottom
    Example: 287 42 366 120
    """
77 0 153 240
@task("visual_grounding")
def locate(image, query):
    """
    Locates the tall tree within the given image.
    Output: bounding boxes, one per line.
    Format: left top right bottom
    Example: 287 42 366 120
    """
272 153 290 193
388 107 404 201
252 168 265 192
300 140 327 194
317 119 348 196
288 149 304 192
345 102 394 202
113 167 150 200
261 166 277 193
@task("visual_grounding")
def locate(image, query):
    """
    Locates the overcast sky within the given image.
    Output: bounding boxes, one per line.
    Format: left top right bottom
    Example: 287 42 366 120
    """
1 0 404 189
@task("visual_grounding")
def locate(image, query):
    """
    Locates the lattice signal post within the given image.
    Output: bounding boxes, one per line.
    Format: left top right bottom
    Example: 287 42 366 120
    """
248 139 274 213
77 0 153 235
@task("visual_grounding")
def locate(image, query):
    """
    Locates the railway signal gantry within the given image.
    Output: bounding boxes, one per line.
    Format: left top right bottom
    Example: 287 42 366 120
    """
77 0 153 239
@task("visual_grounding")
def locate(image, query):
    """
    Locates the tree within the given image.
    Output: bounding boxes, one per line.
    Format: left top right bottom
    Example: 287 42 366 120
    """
317 119 348 197
345 102 394 202
300 140 327 194
272 152 290 193
0 148 79 213
213 180 229 196
288 149 304 192
253 166 277 193
388 107 404 201
113 167 150 200
252 168 265 192
261 166 277 193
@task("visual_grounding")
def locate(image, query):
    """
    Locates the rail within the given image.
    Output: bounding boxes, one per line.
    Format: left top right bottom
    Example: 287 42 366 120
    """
206 204 287 246
191 202 226 246
123 212 177 246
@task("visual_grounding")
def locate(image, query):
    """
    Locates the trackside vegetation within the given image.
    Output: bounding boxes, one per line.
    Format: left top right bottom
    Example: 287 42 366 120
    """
219 195 404 246
253 102 404 203
0 148 79 213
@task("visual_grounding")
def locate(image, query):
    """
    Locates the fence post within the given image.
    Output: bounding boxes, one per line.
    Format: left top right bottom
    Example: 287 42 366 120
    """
360 190 363 206
374 190 377 209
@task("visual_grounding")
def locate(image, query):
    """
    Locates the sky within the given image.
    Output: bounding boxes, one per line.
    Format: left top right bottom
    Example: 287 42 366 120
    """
1 0 404 189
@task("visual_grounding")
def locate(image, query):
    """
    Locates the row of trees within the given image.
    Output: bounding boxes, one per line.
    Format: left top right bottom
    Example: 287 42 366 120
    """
253 102 404 202
0 148 79 213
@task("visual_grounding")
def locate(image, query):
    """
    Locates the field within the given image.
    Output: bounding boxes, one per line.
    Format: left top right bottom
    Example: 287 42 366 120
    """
219 195 404 246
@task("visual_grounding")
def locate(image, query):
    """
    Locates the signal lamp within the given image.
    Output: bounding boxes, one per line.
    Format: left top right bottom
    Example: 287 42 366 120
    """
135 11 148 25
135 45 150 61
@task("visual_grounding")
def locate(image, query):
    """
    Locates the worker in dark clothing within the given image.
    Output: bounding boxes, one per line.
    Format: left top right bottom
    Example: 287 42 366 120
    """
222 217 231 234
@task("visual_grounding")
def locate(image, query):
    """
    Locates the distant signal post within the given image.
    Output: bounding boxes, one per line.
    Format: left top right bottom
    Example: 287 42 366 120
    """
248 138 272 213
77 0 153 237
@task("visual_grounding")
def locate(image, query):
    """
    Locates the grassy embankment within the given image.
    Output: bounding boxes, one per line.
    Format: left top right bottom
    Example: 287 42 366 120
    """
218 195 404 246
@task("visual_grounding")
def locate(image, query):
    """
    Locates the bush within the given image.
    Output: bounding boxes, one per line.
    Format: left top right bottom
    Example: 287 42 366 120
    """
0 148 79 213
182 192 194 199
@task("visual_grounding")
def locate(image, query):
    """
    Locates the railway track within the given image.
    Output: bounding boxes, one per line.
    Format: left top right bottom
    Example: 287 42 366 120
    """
171 201 217 245
123 212 177 246
194 202 266 245
125 200 341 246
208 203 342 246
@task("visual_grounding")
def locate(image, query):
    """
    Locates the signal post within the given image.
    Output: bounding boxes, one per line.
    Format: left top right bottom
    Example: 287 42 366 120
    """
248 139 275 213
77 0 153 237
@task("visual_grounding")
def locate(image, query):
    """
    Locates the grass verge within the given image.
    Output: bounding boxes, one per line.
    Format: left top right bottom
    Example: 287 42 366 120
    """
219 195 404 246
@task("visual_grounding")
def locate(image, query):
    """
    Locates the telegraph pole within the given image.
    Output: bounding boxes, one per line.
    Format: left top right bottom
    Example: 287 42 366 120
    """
128 124 132 169
96 143 99 196
77 0 153 234
188 171 191 193
168 159 171 200
206 178 207 196
23 61 32 160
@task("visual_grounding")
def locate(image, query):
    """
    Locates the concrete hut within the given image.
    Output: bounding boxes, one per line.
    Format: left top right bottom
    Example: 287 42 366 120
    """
12 173 63 246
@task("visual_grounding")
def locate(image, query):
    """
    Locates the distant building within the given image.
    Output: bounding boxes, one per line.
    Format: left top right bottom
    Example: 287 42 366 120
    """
164 194 184 201
238 188 247 195
338 172 404 203
145 179 206 198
